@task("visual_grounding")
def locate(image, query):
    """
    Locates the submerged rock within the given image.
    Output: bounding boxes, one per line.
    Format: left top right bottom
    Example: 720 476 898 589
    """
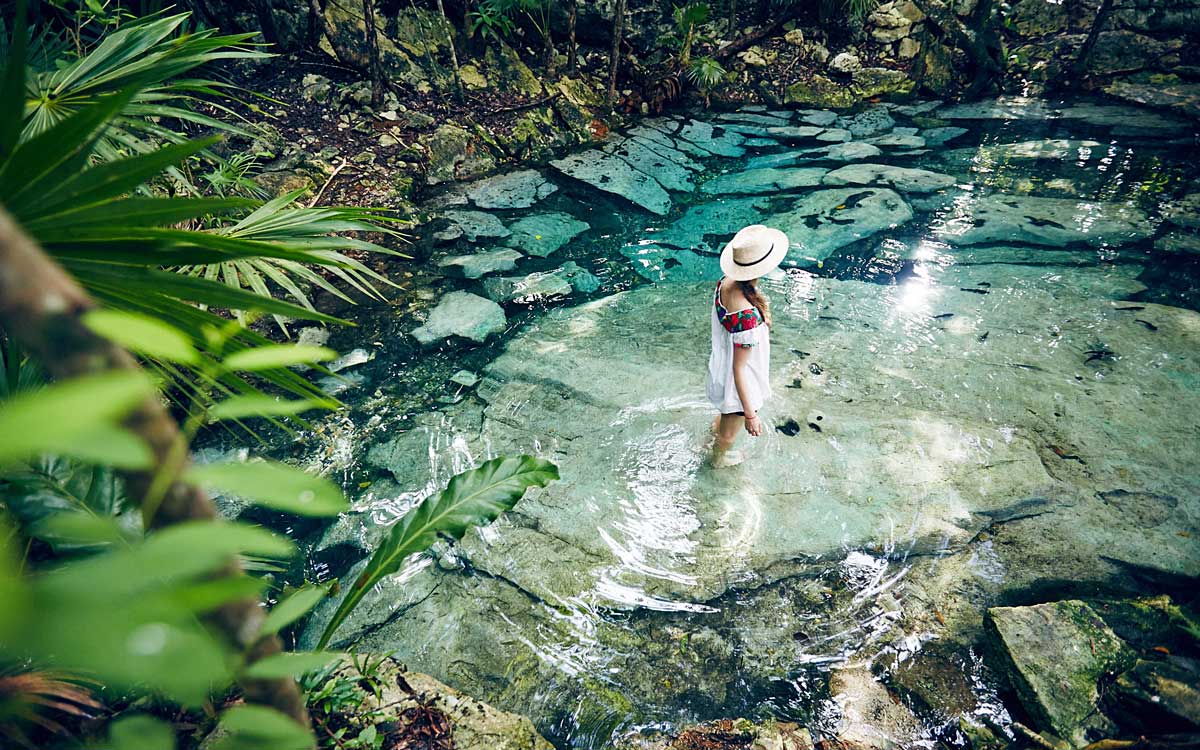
866 133 927 149
619 243 717 282
836 108 896 138
701 167 828 195
411 291 506 345
603 136 699 192
503 212 590 257
920 126 969 146
438 248 523 279
823 141 885 162
345 658 555 750
772 188 915 261
464 169 557 209
550 149 673 215
649 197 766 253
986 601 1135 745
977 139 1105 161
935 194 1154 247
1163 193 1200 230
1110 658 1200 732
440 210 511 242
484 271 572 303
822 163 957 193
829 666 926 749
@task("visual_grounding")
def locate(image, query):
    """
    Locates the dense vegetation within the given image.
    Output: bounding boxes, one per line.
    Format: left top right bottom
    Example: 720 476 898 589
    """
0 2 558 748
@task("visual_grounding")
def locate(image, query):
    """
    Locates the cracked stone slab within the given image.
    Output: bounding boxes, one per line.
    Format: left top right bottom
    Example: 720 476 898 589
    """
701 167 829 195
464 169 558 209
822 163 957 193
550 149 673 215
934 193 1154 246
503 212 590 257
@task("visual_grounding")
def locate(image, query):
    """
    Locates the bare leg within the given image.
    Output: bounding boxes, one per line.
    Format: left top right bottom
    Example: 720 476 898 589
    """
710 413 743 465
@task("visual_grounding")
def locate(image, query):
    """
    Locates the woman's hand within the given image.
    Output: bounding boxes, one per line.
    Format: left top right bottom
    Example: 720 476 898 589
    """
744 413 764 436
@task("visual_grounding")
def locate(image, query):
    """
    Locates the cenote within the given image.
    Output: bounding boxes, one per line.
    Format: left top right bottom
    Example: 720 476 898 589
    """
209 96 1200 748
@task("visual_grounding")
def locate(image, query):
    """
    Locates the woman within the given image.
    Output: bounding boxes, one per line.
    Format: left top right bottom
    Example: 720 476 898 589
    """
706 224 789 462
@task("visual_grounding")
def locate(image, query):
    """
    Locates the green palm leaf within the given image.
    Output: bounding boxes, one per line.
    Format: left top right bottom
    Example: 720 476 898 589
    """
317 456 559 649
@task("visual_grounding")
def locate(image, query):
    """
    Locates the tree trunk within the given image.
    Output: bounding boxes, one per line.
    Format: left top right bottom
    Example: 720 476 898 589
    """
567 0 577 73
435 0 465 100
607 0 626 104
252 0 281 45
309 0 366 67
1072 0 1116 78
0 207 311 729
540 0 557 78
362 0 384 106
909 0 1001 96
728 0 737 37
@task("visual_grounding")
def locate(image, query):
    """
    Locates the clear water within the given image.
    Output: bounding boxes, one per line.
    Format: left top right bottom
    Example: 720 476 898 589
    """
242 96 1200 748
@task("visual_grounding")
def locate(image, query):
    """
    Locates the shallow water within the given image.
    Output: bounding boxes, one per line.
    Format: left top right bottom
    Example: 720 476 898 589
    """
241 96 1200 748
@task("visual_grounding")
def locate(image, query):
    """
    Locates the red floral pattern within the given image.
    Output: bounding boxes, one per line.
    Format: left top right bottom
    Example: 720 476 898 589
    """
714 281 762 348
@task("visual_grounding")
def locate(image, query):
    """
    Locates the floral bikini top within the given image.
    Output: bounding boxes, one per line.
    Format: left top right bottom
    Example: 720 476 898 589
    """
714 280 764 349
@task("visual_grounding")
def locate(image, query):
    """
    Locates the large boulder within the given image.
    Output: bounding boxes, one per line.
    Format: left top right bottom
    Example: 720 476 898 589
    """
986 601 1136 745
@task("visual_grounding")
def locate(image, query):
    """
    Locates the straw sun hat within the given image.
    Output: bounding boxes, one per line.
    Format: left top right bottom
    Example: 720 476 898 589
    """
719 224 790 281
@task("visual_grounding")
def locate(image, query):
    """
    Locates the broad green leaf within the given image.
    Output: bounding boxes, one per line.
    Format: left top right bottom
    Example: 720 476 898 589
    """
317 456 558 648
52 424 154 469
242 651 343 679
186 461 348 517
259 584 330 637
33 512 127 549
222 345 337 372
215 705 315 750
171 576 269 614
209 395 334 422
0 371 154 466
106 714 175 750
84 309 199 364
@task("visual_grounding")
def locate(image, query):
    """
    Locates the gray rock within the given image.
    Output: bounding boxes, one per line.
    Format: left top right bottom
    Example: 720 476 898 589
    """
649 197 766 253
328 347 374 372
746 150 810 169
816 128 853 142
503 212 590 257
987 601 1135 745
824 141 885 162
765 125 826 141
1163 193 1200 230
550 149 673 215
620 243 717 282
836 108 896 137
829 666 925 749
715 112 791 127
438 248 524 279
556 261 602 293
829 51 862 74
1156 231 1200 256
701 167 829 195
743 137 781 148
441 210 511 242
671 119 747 157
411 291 506 345
892 100 942 116
935 194 1154 247
347 659 555 750
797 109 840 127
978 139 1105 161
1112 659 1200 732
484 271 573 303
822 163 957 193
866 133 927 148
628 122 713 159
603 136 698 193
450 370 480 387
773 188 914 261
919 126 969 146
465 169 557 209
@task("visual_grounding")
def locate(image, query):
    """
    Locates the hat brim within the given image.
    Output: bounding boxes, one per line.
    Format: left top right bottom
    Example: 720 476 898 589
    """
719 228 790 281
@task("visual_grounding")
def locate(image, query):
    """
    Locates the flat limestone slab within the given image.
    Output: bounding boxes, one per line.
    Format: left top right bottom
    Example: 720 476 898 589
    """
503 212 590 257
410 291 506 345
465 169 557 209
701 167 829 195
550 150 673 215
935 193 1154 246
772 187 915 261
822 163 956 193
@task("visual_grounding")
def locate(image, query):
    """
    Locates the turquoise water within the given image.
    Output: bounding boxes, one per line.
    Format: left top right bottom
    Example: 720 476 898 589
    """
246 96 1200 748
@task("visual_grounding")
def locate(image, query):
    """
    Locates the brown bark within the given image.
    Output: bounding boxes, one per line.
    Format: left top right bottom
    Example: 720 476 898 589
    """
1072 0 1116 78
727 0 737 37
542 0 558 79
607 0 626 104
0 206 311 728
434 0 465 100
566 0 577 73
362 0 384 106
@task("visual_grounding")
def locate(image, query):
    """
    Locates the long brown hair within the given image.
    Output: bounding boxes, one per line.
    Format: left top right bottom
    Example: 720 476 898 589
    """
738 279 771 327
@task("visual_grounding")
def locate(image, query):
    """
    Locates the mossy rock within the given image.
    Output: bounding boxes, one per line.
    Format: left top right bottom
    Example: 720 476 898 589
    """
1088 596 1197 654
387 7 453 58
986 600 1136 745
919 38 954 93
421 124 497 185
852 67 916 99
485 44 544 99
784 75 858 108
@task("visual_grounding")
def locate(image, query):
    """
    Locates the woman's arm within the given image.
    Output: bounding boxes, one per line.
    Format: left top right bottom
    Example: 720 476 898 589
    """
731 345 763 436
